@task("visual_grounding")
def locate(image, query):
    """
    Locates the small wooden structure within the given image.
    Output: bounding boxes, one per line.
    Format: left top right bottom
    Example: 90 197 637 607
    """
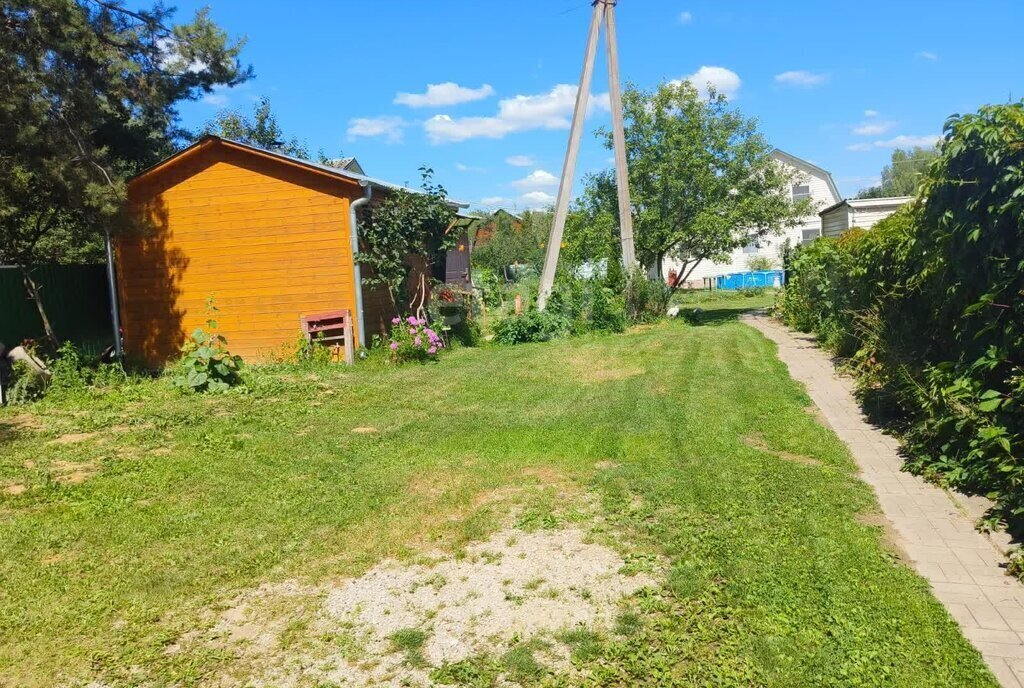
300 309 355 364
117 136 466 367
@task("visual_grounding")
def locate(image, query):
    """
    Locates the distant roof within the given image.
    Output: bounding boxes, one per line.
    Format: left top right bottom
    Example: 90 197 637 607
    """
323 157 365 175
131 136 468 207
819 196 914 216
772 149 841 203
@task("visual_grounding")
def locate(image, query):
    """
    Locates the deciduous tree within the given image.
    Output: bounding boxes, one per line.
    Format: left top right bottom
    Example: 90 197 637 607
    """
590 81 807 290
202 96 309 159
857 146 939 198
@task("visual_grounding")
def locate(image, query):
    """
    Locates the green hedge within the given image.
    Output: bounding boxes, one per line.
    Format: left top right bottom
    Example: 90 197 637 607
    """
779 102 1024 527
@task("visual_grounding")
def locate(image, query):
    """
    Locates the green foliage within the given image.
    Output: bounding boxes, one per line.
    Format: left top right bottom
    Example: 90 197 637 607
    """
746 255 776 272
171 300 244 393
492 310 570 345
589 81 809 283
548 278 627 335
857 146 939 199
202 96 308 157
357 169 457 307
778 102 1024 527
623 268 672 323
6 360 47 405
472 210 550 278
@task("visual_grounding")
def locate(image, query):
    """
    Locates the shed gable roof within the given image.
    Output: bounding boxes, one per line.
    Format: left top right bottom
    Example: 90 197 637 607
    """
131 136 467 207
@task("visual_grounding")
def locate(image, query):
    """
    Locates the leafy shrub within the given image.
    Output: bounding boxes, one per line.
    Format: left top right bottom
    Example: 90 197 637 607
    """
778 102 1024 528
493 309 570 345
389 315 444 363
171 300 244 393
624 267 671 322
746 255 775 271
6 360 47 404
737 286 765 297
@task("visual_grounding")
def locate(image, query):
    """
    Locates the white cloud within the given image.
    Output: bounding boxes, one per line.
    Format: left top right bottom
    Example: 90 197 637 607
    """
505 155 536 167
672 66 741 99
394 82 496 108
916 51 939 61
519 191 556 209
678 11 693 24
846 134 940 152
202 91 229 107
852 121 896 136
874 134 941 148
424 84 610 143
455 162 487 173
346 116 407 143
512 169 559 191
864 109 880 117
479 196 511 207
774 70 830 87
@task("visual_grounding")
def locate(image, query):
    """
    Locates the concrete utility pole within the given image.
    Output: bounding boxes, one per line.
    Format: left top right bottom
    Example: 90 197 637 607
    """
538 0 636 310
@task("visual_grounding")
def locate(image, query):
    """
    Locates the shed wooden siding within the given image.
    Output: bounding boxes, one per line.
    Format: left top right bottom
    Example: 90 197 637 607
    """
118 142 362 366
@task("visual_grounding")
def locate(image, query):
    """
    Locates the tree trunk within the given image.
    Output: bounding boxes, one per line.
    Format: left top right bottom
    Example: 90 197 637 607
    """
655 252 664 281
19 265 59 351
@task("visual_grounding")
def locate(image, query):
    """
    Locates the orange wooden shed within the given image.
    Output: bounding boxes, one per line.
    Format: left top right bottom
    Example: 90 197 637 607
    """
117 136 452 367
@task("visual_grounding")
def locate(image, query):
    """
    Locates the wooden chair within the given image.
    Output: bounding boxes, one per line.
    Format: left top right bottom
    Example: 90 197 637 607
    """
300 309 354 365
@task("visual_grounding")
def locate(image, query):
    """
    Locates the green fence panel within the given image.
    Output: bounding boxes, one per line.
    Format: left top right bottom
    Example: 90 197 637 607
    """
0 265 113 354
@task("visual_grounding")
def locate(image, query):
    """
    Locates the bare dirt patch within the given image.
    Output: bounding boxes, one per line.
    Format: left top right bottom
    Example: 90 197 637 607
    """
804 404 832 429
856 511 909 562
51 460 99 484
4 483 27 496
594 461 621 471
47 432 98 446
351 426 378 434
744 433 822 467
206 527 654 687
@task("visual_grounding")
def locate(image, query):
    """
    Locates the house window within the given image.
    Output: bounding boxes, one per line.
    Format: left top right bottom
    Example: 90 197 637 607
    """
792 183 812 202
801 228 819 244
742 241 759 254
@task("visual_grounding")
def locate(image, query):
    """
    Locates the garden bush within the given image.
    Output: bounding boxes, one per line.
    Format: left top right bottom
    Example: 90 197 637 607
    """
778 102 1024 527
492 310 570 345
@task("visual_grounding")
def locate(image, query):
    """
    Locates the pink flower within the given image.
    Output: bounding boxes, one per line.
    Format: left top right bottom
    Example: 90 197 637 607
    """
391 317 401 325
414 336 422 346
406 316 417 325
409 327 416 335
417 318 427 326
390 341 399 350
428 346 437 355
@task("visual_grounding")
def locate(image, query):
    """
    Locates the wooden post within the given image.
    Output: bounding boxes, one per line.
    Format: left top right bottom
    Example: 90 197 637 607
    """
537 1 605 310
514 293 523 315
603 0 637 271
343 310 355 365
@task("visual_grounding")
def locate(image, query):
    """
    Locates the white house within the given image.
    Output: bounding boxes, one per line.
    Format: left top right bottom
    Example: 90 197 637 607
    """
663 149 841 286
819 196 912 237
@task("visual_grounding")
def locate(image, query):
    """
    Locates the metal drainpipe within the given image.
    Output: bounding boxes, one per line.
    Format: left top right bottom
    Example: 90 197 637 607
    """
348 182 372 348
104 228 123 358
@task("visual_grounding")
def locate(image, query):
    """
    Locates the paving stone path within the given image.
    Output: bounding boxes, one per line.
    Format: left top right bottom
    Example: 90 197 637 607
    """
743 312 1024 687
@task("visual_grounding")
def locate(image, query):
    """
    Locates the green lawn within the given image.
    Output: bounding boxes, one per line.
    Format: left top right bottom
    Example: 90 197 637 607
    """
0 299 995 687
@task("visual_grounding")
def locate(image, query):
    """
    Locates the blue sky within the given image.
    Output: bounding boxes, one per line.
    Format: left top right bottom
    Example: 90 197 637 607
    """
172 0 1023 211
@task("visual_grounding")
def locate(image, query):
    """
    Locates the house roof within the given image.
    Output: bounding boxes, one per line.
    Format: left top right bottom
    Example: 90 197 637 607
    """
772 148 842 203
818 196 914 216
131 136 468 207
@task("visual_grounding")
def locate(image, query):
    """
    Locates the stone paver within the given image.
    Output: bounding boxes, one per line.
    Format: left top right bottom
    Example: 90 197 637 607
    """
743 313 1024 688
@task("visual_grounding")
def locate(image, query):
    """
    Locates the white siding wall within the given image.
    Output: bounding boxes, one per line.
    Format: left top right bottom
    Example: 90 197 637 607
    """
850 206 900 230
821 207 850 237
665 152 839 285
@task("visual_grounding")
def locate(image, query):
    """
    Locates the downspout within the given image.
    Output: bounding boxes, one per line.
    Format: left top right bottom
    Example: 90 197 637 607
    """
104 228 123 358
349 181 372 349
